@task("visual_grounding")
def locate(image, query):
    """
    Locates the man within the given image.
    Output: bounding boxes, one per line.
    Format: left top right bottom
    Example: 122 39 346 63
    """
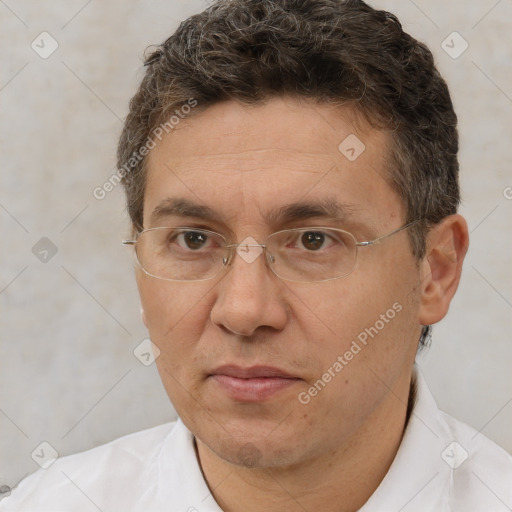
2 0 511 510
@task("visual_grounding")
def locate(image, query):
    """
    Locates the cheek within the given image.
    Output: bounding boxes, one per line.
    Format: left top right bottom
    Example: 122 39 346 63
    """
289 280 419 440
136 275 218 394
137 275 213 405
293 260 420 383
137 272 211 338
137 278 172 337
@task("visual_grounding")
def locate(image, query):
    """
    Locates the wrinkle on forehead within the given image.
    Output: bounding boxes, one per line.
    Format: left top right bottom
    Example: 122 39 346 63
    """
149 151 340 179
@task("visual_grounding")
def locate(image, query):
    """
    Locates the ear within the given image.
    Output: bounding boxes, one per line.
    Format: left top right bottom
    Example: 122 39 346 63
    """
418 214 469 326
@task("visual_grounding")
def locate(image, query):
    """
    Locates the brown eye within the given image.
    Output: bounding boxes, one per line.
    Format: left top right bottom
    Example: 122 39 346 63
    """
300 231 325 251
179 231 209 250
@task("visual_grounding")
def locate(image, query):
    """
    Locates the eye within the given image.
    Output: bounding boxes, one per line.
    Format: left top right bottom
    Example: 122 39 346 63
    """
175 230 211 250
299 231 329 251
296 231 335 252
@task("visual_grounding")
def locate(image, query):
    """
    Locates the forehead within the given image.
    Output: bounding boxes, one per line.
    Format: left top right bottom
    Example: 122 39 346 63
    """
144 97 403 232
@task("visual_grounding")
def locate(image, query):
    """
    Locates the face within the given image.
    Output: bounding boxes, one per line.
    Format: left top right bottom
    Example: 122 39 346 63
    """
137 97 423 469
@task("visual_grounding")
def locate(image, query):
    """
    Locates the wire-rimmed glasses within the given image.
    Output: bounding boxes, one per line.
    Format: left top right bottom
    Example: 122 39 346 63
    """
122 220 419 283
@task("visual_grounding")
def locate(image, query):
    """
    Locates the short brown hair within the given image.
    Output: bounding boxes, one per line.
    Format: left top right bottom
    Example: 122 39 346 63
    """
118 0 460 344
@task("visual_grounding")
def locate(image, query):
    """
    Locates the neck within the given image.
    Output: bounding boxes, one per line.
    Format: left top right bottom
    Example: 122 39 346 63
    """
196 369 414 512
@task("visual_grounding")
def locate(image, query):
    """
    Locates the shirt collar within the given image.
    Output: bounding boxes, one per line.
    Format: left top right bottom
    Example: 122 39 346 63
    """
156 417 224 511
360 363 453 511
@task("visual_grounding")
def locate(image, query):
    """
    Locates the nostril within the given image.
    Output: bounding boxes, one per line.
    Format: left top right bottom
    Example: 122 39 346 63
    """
223 322 254 337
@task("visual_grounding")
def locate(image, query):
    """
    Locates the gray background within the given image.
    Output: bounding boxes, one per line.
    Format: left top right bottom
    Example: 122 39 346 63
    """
1 0 511 489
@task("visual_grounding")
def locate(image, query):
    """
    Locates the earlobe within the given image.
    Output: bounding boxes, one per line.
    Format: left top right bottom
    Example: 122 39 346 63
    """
418 214 469 326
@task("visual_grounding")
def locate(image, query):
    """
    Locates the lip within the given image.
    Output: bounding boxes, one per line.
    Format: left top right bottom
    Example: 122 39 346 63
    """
210 364 297 379
209 365 301 402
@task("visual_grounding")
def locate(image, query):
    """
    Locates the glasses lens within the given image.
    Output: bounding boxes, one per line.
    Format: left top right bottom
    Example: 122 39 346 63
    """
266 228 357 282
135 228 226 281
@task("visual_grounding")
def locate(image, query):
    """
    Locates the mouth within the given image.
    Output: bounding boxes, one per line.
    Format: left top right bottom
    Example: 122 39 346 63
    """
208 365 302 402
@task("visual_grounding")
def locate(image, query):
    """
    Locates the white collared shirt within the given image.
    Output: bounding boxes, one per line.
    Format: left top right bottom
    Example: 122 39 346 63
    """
2 367 511 511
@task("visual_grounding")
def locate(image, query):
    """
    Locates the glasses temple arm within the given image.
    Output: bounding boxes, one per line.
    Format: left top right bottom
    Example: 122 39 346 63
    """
356 219 420 247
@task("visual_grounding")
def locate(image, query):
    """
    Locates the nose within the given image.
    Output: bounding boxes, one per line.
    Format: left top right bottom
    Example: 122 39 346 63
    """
210 243 288 337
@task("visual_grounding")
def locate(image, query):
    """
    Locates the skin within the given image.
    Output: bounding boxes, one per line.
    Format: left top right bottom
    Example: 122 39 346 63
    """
136 97 469 512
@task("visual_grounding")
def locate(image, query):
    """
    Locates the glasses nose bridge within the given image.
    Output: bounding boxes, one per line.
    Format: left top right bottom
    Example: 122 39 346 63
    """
223 240 271 267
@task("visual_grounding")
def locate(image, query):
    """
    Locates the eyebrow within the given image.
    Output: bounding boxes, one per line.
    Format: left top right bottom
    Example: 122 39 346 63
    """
148 197 357 228
149 198 224 226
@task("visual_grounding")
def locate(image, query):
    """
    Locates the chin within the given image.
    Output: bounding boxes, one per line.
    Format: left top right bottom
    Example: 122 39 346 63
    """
204 432 308 469
188 409 315 470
